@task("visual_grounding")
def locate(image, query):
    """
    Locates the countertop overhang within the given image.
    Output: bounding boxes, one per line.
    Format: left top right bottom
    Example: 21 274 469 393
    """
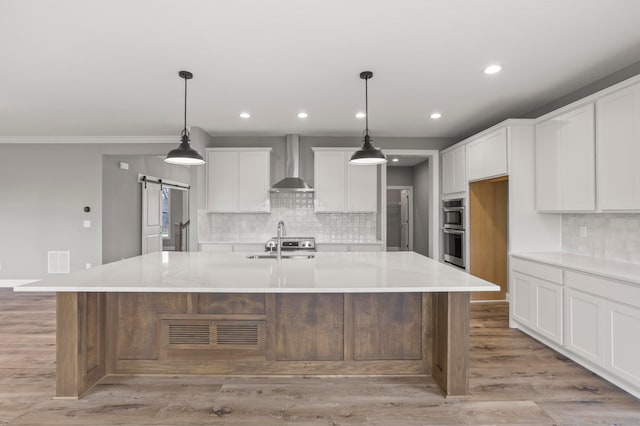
14 251 499 294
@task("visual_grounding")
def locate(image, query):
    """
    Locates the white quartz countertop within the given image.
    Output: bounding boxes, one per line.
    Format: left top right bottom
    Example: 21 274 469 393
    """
14 251 499 294
511 252 640 285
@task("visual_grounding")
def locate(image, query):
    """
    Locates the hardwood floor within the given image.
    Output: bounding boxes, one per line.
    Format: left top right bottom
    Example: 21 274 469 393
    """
1 289 639 425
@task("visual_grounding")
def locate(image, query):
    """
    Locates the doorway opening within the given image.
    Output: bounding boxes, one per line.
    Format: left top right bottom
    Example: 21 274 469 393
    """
381 150 439 258
386 187 413 251
141 175 190 254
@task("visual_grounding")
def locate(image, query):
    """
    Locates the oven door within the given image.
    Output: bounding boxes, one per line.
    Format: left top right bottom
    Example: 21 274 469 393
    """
443 228 465 269
443 207 464 230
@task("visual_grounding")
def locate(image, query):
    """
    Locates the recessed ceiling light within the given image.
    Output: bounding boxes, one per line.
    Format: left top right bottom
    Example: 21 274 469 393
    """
239 112 250 119
355 112 366 118
430 112 442 119
392 158 399 162
484 64 502 75
297 112 308 119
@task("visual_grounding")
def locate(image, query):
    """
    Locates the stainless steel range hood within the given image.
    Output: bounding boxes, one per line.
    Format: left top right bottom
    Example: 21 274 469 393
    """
270 134 314 192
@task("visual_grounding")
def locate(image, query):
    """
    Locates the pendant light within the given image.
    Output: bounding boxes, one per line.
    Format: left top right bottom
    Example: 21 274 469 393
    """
165 71 205 165
349 71 387 165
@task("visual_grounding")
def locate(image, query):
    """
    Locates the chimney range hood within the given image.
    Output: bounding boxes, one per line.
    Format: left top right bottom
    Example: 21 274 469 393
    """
270 134 314 192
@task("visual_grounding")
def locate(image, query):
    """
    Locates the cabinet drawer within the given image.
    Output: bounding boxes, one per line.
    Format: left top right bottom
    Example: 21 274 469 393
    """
565 270 640 307
511 257 563 284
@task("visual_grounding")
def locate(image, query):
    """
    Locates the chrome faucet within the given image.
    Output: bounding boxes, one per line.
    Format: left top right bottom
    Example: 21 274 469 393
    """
276 220 287 261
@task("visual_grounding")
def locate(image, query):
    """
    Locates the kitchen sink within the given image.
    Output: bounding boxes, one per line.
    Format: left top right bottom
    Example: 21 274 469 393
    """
246 254 316 260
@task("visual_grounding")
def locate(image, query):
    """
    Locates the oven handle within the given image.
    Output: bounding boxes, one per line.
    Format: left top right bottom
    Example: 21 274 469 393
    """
442 228 465 235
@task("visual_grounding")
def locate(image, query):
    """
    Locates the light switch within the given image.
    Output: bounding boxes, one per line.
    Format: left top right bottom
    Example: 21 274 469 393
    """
119 162 129 170
579 226 588 238
83 220 91 228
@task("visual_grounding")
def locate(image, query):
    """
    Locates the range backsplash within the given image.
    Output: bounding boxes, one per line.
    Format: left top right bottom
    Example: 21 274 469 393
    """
198 192 377 243
562 213 640 264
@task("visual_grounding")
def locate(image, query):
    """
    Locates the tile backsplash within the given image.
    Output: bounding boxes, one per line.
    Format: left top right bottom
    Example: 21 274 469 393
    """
198 192 377 243
563 213 640 264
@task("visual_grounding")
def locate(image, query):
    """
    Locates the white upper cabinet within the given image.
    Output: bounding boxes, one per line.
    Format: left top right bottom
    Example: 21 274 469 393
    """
206 148 271 213
466 127 507 181
313 149 377 213
597 81 640 211
535 103 595 212
442 146 466 194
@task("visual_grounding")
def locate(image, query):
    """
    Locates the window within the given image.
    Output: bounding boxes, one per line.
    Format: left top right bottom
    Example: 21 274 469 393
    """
161 187 170 238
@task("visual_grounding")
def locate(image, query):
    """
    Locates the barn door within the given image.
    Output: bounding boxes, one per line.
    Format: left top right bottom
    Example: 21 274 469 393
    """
141 181 163 254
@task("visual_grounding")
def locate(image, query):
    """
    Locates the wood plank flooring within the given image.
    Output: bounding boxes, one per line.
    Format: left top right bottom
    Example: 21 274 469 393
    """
1 289 639 425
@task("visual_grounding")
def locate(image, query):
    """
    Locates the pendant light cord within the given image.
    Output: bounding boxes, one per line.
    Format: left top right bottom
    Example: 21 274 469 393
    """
364 76 369 136
182 74 189 138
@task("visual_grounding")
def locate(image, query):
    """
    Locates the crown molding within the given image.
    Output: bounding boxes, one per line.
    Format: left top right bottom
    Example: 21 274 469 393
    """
0 136 177 144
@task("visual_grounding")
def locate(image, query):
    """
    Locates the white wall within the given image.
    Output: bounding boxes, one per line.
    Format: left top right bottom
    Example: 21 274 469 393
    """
0 141 179 278
413 160 430 257
102 155 190 264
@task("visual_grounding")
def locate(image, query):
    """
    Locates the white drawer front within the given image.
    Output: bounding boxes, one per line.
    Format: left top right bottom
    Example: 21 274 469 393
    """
511 257 563 284
565 270 640 307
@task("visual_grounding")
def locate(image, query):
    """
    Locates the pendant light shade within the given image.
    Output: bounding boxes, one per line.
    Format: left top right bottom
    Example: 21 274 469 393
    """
165 71 205 166
350 71 387 165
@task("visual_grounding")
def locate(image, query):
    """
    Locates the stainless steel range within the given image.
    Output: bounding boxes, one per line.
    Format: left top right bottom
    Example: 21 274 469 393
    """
265 237 316 252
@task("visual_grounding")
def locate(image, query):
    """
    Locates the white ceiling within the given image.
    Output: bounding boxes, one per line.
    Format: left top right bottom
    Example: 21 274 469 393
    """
2 0 640 139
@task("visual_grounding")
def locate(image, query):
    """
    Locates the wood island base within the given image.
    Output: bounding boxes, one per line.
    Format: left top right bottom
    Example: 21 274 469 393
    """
56 291 470 399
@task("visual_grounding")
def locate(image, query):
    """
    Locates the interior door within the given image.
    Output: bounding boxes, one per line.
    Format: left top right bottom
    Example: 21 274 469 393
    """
400 190 410 251
141 181 163 254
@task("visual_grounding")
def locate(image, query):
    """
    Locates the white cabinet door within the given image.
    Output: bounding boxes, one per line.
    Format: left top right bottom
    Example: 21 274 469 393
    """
564 287 606 366
314 150 346 212
597 83 640 211
466 128 507 182
535 279 563 345
483 128 508 178
607 301 640 387
535 118 563 211
511 272 535 326
563 104 595 211
535 103 595 211
452 147 466 193
442 146 466 194
206 149 271 213
347 161 377 212
442 150 454 194
466 139 485 181
207 150 237 212
314 149 377 213
237 150 270 212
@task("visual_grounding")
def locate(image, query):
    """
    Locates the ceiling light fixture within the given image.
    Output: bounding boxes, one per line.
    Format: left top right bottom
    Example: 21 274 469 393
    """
484 64 502 75
240 112 251 119
165 71 205 166
297 112 308 119
430 112 442 119
355 112 366 118
349 71 387 165
392 158 399 162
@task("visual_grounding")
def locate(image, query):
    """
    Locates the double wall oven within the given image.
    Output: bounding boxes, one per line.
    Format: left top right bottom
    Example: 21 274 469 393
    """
442 198 465 269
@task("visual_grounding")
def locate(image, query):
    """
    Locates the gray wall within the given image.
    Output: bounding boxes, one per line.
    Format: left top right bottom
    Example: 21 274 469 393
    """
413 160 431 257
524 60 640 119
0 142 180 279
300 137 454 186
387 167 415 187
102 155 190 264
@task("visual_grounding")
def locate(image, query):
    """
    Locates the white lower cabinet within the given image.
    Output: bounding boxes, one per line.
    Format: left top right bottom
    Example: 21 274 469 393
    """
510 260 563 345
564 287 606 366
607 301 640 385
511 257 640 398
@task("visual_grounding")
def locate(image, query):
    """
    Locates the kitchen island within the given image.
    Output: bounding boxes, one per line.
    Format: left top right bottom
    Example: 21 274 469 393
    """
15 251 498 399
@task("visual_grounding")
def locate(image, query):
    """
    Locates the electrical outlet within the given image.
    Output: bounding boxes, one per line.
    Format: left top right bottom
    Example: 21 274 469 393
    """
579 226 588 238
83 220 91 228
85 263 91 269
